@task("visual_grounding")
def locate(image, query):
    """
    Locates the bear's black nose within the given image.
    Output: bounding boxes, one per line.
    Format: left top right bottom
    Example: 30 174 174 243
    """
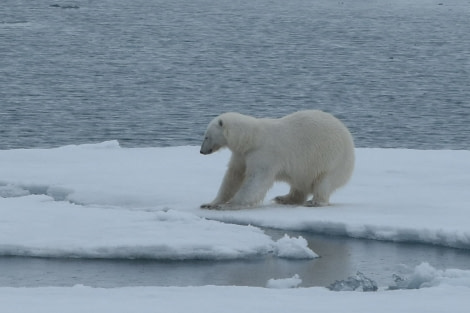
200 149 212 155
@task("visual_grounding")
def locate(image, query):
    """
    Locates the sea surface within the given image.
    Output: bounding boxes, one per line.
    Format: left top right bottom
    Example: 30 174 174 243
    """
1 0 469 150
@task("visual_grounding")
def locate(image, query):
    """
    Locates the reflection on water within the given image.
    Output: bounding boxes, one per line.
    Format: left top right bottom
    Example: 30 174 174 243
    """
2 232 470 288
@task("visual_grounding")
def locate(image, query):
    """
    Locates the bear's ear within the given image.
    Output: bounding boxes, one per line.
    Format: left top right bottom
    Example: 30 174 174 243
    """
218 119 224 127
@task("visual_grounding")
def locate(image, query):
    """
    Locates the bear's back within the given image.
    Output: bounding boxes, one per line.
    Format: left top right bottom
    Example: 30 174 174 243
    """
276 110 354 168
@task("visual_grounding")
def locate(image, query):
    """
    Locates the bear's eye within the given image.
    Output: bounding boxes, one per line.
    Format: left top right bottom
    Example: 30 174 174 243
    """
218 119 223 127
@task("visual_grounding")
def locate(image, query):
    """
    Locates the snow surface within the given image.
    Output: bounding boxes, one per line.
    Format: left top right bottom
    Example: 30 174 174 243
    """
0 142 318 260
1 142 470 312
1 141 469 254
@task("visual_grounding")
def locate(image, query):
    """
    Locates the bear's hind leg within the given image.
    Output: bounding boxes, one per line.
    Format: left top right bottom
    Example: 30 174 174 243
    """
274 188 306 205
308 175 331 207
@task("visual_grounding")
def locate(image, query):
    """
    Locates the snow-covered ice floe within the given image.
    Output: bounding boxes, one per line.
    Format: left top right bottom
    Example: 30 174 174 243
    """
201 148 470 249
0 142 319 260
1 142 470 312
0 199 303 260
0 141 469 260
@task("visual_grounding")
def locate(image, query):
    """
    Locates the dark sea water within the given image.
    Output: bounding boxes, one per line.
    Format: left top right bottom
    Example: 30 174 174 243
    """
1 0 469 150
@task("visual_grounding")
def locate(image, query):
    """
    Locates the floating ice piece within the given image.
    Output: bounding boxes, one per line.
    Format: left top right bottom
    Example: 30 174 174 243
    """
273 234 319 259
266 274 302 289
328 272 378 292
0 184 30 198
389 263 470 290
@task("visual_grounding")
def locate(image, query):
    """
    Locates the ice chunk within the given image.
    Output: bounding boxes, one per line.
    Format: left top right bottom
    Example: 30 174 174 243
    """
389 263 438 290
389 262 470 290
57 140 121 150
266 274 302 289
388 274 408 290
273 234 319 259
0 184 30 198
328 272 378 292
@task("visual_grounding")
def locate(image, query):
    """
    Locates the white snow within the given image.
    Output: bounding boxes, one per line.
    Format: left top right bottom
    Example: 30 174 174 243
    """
1 142 469 253
1 141 470 312
0 141 319 260
0 198 276 260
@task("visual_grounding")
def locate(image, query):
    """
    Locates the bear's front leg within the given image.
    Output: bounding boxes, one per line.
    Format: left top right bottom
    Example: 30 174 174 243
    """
200 203 222 209
228 160 276 207
200 154 246 209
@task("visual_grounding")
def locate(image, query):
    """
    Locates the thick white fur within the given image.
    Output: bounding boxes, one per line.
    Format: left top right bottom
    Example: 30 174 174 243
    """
200 110 355 209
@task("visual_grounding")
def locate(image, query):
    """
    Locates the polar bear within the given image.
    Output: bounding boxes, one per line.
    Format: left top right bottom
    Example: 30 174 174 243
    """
200 110 354 209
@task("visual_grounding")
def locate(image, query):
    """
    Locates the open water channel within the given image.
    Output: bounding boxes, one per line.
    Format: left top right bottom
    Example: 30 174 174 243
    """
2 230 470 288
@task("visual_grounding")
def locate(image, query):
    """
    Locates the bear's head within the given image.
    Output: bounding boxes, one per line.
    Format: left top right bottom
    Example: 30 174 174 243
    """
200 112 258 155
200 116 227 155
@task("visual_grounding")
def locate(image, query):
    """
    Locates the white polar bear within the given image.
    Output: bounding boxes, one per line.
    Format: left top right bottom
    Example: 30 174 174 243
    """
200 110 355 209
